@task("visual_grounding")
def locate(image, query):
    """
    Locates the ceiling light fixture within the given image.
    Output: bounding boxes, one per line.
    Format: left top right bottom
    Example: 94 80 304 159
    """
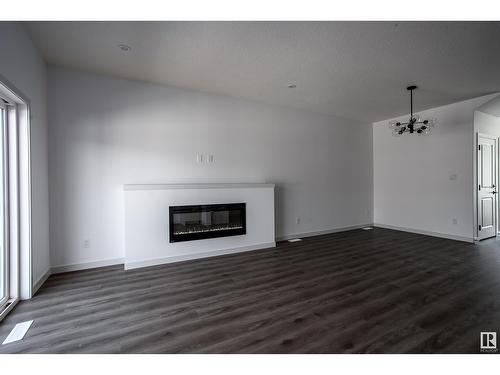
389 85 437 136
287 84 297 89
118 44 131 52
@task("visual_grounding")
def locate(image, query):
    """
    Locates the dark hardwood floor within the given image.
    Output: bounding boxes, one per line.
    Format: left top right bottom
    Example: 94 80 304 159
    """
1 228 500 354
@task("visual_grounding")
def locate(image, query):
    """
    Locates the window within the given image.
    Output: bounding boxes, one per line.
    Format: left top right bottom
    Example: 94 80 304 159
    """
0 77 32 321
0 102 6 312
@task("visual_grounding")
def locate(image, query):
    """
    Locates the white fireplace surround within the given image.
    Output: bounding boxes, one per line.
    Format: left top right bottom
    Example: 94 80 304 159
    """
123 183 276 270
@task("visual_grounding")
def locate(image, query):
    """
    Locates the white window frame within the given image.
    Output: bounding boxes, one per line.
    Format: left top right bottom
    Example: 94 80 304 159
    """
0 75 32 321
0 101 8 313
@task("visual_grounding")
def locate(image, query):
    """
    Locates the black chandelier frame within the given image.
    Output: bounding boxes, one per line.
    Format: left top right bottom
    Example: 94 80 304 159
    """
390 85 436 136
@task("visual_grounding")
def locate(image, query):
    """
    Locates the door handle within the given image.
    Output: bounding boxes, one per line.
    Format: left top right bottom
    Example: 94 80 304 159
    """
493 191 497 194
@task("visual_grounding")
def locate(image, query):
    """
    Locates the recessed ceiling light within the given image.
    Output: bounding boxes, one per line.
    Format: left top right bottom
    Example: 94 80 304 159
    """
287 84 297 89
118 44 131 52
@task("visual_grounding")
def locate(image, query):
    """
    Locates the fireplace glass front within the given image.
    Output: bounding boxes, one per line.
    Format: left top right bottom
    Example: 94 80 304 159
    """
169 203 246 242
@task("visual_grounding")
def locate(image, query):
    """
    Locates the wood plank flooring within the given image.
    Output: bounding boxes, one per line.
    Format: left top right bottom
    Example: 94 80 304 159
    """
1 228 500 354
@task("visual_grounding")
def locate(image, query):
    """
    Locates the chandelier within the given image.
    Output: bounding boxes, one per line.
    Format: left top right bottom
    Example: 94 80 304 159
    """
389 85 437 136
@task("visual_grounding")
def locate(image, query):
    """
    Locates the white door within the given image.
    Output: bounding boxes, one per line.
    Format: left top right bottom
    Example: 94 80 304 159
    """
477 134 497 240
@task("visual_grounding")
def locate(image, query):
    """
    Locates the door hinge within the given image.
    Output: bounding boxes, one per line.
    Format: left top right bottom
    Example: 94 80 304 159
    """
479 185 481 191
478 145 481 151
479 225 482 231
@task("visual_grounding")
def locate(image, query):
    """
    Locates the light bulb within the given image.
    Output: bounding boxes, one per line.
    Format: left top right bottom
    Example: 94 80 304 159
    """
388 120 401 130
417 126 431 135
426 117 437 127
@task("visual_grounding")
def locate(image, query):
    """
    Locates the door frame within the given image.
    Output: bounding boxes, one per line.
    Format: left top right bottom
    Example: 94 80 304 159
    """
0 102 8 312
0 74 32 321
476 132 499 240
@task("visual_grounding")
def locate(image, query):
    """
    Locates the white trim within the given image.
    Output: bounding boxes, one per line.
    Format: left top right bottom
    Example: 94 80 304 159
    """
32 267 50 295
124 183 275 191
475 132 499 240
0 105 8 311
124 242 276 270
0 76 33 304
0 298 18 323
51 257 125 274
276 224 372 241
21 103 32 299
0 74 30 106
373 223 474 243
38 222 475 276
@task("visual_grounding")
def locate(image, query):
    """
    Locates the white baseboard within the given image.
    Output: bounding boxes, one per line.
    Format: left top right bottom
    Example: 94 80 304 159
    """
32 268 51 296
32 223 473 286
276 224 372 242
373 223 473 243
124 242 276 270
51 257 125 274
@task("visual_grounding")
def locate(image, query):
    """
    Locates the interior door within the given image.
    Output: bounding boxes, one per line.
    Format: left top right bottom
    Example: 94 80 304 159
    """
477 134 498 240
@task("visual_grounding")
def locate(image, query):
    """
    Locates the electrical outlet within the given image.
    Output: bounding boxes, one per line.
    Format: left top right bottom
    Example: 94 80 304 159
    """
196 154 203 163
84 239 90 248
452 218 458 225
295 217 300 225
208 154 215 163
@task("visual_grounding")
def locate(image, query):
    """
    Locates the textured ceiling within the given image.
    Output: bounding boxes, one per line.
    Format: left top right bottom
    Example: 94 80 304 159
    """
24 21 500 122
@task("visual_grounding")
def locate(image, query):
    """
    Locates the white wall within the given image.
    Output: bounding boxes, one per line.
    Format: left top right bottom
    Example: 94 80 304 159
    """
373 94 497 242
476 95 500 118
475 110 500 135
0 22 50 289
48 66 373 269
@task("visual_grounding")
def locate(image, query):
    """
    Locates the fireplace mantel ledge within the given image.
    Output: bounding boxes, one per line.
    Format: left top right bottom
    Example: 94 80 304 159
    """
124 183 275 191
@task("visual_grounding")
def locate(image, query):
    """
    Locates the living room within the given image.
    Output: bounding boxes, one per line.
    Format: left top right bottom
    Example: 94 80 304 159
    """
0 1 499 373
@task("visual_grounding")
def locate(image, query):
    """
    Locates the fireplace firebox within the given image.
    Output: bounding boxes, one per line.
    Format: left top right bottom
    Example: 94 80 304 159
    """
169 203 246 243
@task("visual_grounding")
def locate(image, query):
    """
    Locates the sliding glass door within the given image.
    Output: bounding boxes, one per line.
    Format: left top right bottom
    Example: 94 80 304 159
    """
0 103 6 312
0 78 31 319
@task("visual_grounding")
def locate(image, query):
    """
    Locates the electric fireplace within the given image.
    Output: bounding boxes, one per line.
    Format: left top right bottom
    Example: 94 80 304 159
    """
169 203 246 243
